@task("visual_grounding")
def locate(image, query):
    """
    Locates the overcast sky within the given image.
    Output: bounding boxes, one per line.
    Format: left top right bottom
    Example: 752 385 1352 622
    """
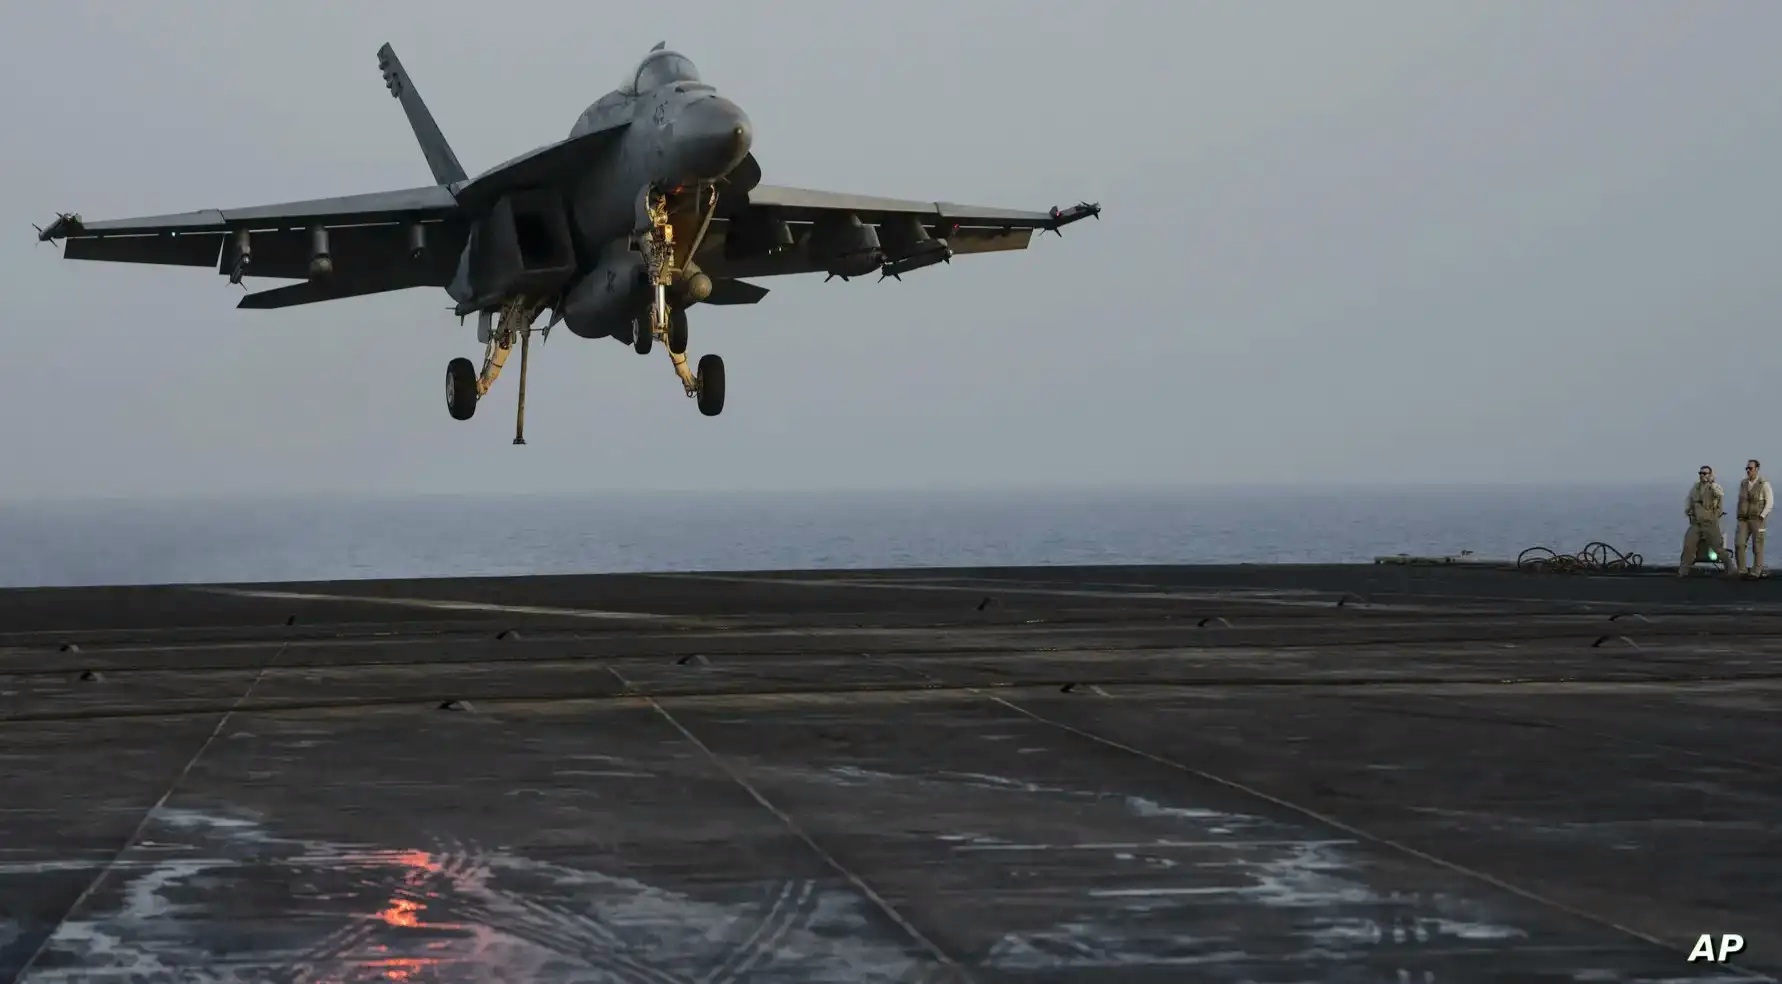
2 1 1778 498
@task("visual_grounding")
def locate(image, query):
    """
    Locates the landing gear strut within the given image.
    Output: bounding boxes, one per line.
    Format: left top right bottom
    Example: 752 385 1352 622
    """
629 309 686 357
444 180 732 439
641 186 726 416
444 295 543 442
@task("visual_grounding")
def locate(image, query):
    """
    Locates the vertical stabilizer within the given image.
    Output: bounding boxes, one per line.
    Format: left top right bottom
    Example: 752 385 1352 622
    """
376 44 469 186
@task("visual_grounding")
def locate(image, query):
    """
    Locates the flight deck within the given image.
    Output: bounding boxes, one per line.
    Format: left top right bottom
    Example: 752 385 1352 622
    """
1 564 1777 982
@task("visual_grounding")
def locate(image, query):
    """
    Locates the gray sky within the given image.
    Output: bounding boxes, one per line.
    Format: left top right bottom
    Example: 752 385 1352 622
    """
3 1 1779 498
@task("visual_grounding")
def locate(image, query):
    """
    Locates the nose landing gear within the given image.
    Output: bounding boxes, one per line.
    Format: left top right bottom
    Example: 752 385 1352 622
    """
642 186 726 417
630 309 686 356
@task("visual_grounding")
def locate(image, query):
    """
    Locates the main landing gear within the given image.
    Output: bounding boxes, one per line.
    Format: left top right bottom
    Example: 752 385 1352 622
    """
658 332 724 417
444 295 542 444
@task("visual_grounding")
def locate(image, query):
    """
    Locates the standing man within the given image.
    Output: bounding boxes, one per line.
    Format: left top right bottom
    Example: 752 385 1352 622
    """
1736 459 1773 579
1681 465 1737 578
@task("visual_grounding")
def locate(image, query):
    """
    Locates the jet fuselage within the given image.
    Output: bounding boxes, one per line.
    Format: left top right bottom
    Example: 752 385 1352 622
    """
446 49 751 341
566 78 752 250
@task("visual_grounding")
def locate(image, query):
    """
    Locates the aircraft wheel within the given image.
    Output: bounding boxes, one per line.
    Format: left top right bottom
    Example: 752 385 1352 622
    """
633 320 653 355
446 357 478 420
668 309 688 355
696 354 725 417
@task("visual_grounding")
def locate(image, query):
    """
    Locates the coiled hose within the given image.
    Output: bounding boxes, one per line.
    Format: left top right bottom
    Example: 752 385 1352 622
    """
1516 541 1644 573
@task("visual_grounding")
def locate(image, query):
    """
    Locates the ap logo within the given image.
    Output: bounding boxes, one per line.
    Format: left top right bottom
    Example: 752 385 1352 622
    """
1687 933 1745 962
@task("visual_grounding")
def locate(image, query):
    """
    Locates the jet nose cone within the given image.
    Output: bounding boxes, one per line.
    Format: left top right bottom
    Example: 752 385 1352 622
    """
683 96 752 180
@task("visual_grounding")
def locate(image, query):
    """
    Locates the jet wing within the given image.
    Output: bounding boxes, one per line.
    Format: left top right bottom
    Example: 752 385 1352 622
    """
702 226 1039 280
731 185 1096 233
36 185 465 285
701 185 1098 280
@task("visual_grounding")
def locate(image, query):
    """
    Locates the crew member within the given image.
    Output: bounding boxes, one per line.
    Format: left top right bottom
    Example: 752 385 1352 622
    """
1681 465 1737 578
1736 458 1773 579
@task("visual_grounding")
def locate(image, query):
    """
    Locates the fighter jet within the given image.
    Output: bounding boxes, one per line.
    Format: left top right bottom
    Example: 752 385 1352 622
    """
36 42 1101 443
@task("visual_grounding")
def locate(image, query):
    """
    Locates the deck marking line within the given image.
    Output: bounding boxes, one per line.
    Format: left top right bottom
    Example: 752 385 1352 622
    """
622 667 970 982
985 693 1777 981
640 572 1429 610
860 653 1773 980
189 586 720 626
12 629 294 982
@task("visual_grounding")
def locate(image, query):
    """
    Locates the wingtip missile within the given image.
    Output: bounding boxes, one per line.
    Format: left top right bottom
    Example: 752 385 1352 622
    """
34 212 83 243
1044 201 1101 236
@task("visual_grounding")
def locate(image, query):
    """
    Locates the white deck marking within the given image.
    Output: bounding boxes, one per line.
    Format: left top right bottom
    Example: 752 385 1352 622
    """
188 587 715 625
954 839 1358 852
641 572 1437 610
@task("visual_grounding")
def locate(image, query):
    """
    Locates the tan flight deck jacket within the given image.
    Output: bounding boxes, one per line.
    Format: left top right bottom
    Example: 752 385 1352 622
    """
1739 476 1774 523
1687 481 1726 524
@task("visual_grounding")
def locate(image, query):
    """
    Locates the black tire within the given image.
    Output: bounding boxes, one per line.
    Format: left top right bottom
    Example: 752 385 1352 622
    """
633 319 653 355
668 309 689 355
446 357 478 420
696 354 725 417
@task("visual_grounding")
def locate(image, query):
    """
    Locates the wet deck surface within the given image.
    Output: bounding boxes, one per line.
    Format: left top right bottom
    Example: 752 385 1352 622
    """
1 564 1778 983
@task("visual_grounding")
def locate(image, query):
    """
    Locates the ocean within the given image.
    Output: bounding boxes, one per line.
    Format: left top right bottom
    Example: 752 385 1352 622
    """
0 484 1704 589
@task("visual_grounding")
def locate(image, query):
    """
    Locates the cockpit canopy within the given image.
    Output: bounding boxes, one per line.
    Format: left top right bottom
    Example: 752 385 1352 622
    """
620 45 700 94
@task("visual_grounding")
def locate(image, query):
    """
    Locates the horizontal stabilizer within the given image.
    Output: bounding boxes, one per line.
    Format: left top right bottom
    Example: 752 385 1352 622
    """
238 276 431 310
704 279 769 305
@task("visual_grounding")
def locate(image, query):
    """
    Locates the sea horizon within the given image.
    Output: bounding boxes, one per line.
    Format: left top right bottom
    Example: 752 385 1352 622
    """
0 483 1702 589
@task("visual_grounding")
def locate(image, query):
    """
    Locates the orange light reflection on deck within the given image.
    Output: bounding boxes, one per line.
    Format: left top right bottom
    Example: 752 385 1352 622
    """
361 957 440 982
378 897 423 929
372 850 469 934
336 848 476 980
392 850 442 875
